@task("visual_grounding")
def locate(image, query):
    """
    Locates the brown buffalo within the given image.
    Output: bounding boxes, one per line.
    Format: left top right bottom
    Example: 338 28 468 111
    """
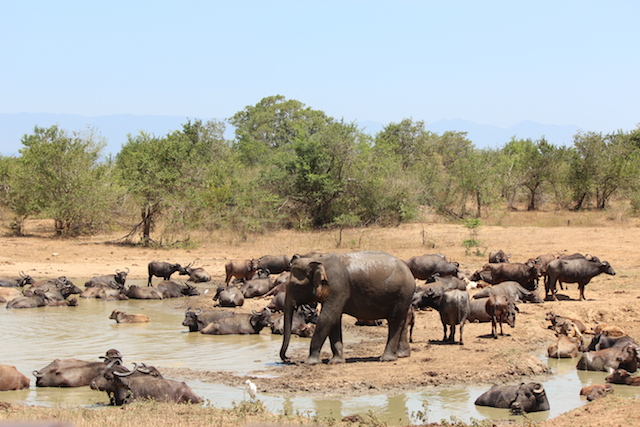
109 309 151 323
0 364 30 390
224 259 258 286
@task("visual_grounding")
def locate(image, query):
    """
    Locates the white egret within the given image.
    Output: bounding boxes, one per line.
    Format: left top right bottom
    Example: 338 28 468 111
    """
245 379 257 400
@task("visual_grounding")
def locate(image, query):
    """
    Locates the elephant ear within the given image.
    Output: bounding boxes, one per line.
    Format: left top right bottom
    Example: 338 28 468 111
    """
311 262 330 302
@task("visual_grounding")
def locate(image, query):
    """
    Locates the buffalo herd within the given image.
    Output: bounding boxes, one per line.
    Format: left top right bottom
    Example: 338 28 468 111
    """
0 248 634 416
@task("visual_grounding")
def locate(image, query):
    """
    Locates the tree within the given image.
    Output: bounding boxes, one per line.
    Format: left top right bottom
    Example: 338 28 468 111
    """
6 125 116 236
229 95 331 165
501 137 562 211
570 131 639 210
116 119 227 245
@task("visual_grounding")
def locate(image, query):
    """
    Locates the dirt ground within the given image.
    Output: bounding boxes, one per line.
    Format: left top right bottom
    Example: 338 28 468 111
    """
1 216 640 425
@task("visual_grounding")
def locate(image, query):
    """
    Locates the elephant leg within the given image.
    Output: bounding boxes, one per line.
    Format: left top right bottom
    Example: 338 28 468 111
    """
328 320 345 364
306 301 344 365
382 312 410 361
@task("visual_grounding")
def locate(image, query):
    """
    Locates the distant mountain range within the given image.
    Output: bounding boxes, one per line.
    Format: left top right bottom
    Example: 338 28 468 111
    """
0 113 581 157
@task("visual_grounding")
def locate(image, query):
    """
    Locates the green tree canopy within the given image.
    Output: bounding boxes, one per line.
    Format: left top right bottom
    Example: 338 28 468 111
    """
7 125 116 235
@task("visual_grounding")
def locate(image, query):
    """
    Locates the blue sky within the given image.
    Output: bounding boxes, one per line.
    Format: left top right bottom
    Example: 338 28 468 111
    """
1 1 638 134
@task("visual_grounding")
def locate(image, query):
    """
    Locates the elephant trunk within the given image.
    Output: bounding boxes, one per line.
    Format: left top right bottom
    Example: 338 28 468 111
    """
279 292 295 362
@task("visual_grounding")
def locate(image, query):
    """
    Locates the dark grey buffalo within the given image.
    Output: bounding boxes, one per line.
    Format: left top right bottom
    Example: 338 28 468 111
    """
182 308 235 332
147 261 185 286
85 268 129 288
267 291 286 312
213 285 244 307
473 281 544 303
156 280 200 298
412 279 465 310
404 254 459 281
488 250 510 263
179 264 211 283
586 333 635 352
241 276 275 298
256 255 292 275
81 281 128 300
467 297 492 323
545 255 615 300
33 349 123 387
475 382 550 414
200 307 273 335
271 311 315 337
6 288 50 309
126 285 163 299
471 261 540 290
90 363 163 405
0 272 34 288
91 363 200 405
576 343 639 372
414 286 469 344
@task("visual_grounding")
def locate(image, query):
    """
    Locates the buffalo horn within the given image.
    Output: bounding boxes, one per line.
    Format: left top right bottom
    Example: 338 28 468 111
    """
32 370 43 378
532 383 544 394
196 307 203 315
114 363 138 377
19 271 26 278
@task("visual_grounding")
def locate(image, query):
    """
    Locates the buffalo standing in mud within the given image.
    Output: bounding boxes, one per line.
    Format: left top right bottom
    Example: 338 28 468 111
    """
147 261 185 286
545 255 615 301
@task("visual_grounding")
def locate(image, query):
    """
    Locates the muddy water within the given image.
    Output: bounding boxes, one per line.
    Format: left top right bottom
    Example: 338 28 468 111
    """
2 286 640 424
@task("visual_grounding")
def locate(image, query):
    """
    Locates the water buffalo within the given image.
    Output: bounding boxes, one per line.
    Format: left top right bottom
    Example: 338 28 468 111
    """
592 323 627 337
467 297 492 323
412 279 466 310
472 281 543 304
271 311 315 337
576 343 639 372
241 276 275 298
109 309 151 323
6 288 50 309
213 285 244 307
179 263 211 283
0 364 30 390
224 259 259 286
404 254 459 281
485 295 518 338
586 333 635 352
182 308 236 332
200 307 273 335
414 286 469 345
33 349 123 387
488 250 510 263
0 272 34 287
156 280 200 298
85 268 129 288
256 254 292 274
605 368 640 386
547 335 581 358
266 291 286 312
147 261 185 286
471 261 540 290
90 363 163 405
126 285 163 299
474 382 550 414
545 255 615 300
545 311 587 335
580 384 613 401
0 287 22 302
91 363 200 405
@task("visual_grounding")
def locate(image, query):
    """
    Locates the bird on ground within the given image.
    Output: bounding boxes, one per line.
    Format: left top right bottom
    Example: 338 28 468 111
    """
245 379 257 400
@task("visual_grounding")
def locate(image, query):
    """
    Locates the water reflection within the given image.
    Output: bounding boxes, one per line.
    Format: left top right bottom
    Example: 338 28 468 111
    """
2 290 640 424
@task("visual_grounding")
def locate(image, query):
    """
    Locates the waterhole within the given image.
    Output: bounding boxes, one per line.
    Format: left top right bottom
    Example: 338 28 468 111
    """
1 282 639 424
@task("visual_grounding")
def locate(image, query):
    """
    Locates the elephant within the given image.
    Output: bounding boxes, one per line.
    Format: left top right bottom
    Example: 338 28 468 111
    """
279 251 416 365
